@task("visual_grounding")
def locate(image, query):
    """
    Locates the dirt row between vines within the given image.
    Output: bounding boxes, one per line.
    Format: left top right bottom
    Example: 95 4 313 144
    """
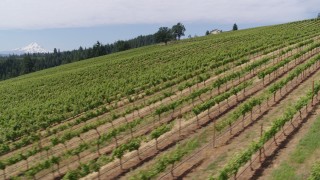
80 43 320 180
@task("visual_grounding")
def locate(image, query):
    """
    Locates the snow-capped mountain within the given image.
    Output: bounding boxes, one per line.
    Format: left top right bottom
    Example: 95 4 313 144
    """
1 43 51 55
13 43 50 54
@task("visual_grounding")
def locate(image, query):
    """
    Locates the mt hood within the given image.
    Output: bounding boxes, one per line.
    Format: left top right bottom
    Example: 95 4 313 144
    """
0 43 51 55
12 43 50 54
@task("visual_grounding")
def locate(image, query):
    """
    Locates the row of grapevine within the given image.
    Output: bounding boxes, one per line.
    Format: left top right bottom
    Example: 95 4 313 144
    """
0 26 298 154
216 82 320 180
152 41 320 180
1 19 319 146
81 38 320 180
2 19 320 180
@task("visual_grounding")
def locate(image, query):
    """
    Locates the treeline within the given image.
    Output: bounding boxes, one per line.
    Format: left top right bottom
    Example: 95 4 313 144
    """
0 34 156 80
0 22 187 81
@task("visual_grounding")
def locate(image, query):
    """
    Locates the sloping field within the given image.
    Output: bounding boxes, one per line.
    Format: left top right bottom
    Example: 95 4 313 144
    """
1 19 320 180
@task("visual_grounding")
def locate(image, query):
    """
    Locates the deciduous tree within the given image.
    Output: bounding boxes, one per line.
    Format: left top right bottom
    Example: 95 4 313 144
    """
172 22 186 40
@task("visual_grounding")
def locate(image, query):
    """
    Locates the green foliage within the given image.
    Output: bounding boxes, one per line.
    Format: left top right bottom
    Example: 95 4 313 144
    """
193 81 252 115
172 22 186 40
155 27 173 45
0 160 5 170
131 138 200 180
25 156 60 178
112 138 142 159
259 42 320 80
215 96 264 132
268 54 320 95
151 123 173 140
233 23 238 31
63 170 79 180
309 161 320 180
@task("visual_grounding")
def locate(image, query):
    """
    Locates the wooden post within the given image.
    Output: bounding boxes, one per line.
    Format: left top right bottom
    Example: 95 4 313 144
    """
312 80 315 106
213 121 216 148
179 117 181 137
242 115 245 129
259 124 263 162
282 125 286 136
197 115 200 127
114 136 118 148
299 110 302 120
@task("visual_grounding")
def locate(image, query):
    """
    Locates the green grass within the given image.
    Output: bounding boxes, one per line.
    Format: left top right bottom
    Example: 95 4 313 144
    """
271 115 320 179
272 163 297 180
206 153 227 171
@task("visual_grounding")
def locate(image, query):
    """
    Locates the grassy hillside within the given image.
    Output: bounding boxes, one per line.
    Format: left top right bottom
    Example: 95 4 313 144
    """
1 18 320 180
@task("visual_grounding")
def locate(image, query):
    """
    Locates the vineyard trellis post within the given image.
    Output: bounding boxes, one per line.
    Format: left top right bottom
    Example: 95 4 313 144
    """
213 121 216 148
137 108 140 118
299 109 302 120
273 134 277 146
312 80 315 106
196 114 200 127
1 169 5 180
259 124 263 162
155 138 159 150
242 114 245 129
227 97 230 107
250 155 253 171
282 124 286 136
306 103 308 113
229 122 232 135
179 116 182 137
171 162 175 177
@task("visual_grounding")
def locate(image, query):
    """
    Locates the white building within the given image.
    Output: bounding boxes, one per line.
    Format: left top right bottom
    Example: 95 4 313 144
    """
210 29 222 35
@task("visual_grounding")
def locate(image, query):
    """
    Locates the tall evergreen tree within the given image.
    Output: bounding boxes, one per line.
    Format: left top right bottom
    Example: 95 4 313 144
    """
233 23 238 31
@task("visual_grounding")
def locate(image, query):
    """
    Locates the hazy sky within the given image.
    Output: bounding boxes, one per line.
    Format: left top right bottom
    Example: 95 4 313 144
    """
0 0 319 51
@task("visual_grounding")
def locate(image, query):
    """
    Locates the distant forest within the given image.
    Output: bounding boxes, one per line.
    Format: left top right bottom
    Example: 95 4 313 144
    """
0 23 186 81
0 34 156 80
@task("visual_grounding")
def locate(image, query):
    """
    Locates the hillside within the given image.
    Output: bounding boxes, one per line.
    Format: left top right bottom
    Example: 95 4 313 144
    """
1 18 320 180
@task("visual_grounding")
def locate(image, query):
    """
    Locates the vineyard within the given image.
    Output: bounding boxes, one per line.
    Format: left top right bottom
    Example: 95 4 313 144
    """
1 19 320 180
